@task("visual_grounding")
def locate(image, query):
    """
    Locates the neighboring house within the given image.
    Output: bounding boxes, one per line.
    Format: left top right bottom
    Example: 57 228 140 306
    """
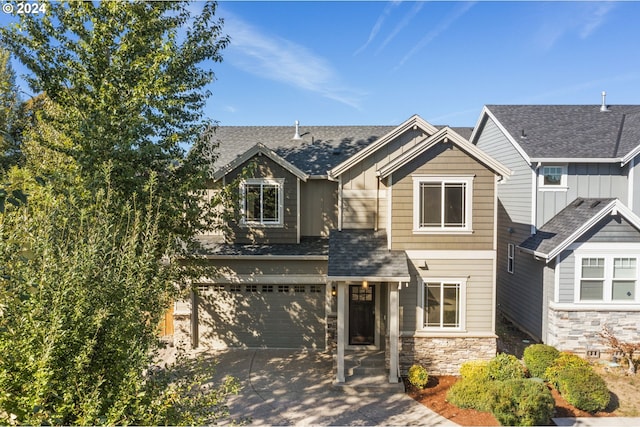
471 101 640 358
174 115 510 382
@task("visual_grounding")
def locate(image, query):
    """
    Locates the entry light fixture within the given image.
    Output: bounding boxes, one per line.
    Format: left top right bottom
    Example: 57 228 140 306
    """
362 280 368 289
331 286 336 297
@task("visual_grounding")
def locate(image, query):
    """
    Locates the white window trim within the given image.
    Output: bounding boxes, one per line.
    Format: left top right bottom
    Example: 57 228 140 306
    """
538 164 568 191
507 243 515 274
239 178 284 227
417 278 467 332
412 175 474 234
573 252 639 304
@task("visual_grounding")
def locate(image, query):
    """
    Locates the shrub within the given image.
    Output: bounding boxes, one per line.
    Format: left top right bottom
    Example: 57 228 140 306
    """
489 379 555 426
556 366 610 413
447 378 495 413
487 353 526 381
523 344 560 379
459 360 490 382
407 365 429 389
545 352 591 388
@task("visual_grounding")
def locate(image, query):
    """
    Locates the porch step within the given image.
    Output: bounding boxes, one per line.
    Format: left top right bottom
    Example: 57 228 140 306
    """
334 351 404 392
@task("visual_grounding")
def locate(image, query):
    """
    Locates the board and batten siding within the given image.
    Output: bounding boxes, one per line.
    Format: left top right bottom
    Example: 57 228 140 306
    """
340 128 425 229
225 155 298 244
538 163 628 226
390 142 496 251
300 179 338 237
399 257 495 335
474 116 533 227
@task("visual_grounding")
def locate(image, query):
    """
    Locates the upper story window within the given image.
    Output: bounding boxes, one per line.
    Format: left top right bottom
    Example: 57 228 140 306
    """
412 176 473 233
577 255 637 302
418 278 467 331
240 178 284 226
539 165 568 191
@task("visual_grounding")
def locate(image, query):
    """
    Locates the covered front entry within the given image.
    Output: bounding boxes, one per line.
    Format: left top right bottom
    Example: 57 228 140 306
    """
327 230 410 384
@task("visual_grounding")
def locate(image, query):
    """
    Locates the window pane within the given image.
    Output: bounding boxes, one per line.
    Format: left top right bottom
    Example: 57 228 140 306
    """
581 258 604 278
420 183 441 227
245 184 261 221
580 280 603 300
612 281 635 300
442 284 460 327
425 284 441 327
614 258 636 279
262 184 279 222
543 167 563 185
444 183 465 226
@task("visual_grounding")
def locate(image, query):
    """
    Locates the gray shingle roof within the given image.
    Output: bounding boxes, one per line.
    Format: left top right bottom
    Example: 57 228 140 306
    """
205 125 474 176
327 230 410 280
519 198 616 256
194 236 328 257
487 105 640 159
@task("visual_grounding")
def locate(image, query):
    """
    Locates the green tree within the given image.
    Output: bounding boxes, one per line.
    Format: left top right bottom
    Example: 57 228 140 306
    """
1 0 229 244
0 168 238 425
0 49 24 170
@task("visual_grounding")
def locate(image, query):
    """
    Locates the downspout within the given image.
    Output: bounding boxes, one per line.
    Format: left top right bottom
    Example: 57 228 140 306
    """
375 177 380 231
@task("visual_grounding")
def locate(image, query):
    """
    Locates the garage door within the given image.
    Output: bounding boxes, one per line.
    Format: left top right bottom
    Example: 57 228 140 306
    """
197 284 326 349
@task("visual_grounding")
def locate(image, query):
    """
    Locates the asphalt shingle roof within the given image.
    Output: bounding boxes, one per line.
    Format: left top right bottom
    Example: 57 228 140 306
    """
519 198 616 256
327 230 410 280
194 236 328 256
487 105 640 159
205 125 474 176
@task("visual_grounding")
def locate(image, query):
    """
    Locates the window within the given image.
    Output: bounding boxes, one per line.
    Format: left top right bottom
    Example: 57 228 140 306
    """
577 256 637 302
507 243 515 274
418 279 466 330
413 176 473 232
539 165 567 190
261 285 273 293
278 285 290 293
240 178 284 226
245 285 258 292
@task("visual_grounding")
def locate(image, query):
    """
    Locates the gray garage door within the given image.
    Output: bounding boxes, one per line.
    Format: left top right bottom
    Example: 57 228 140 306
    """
197 284 326 349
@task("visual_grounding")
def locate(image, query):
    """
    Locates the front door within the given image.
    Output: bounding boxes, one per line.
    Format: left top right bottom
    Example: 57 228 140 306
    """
349 285 375 345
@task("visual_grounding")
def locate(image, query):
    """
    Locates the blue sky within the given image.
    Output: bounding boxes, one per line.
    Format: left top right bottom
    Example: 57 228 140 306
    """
211 1 640 127
3 1 640 128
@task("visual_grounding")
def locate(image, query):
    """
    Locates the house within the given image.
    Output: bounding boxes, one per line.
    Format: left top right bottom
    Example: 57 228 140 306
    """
174 114 511 382
471 100 640 358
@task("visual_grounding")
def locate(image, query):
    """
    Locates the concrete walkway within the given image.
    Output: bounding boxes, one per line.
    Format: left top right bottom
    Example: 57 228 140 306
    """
202 348 456 426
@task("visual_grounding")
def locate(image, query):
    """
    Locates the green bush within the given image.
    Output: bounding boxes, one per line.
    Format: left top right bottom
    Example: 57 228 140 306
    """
446 378 495 413
408 365 429 389
545 352 591 388
489 379 555 426
487 353 526 381
523 344 560 379
556 366 610 413
459 360 490 382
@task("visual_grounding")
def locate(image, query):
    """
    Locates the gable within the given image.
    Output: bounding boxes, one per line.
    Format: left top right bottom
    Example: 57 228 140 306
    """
576 214 640 244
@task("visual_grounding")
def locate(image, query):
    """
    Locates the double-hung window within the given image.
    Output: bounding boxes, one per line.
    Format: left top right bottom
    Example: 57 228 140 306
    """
418 279 466 331
240 178 284 226
413 176 473 232
539 165 567 190
577 256 637 302
507 243 515 274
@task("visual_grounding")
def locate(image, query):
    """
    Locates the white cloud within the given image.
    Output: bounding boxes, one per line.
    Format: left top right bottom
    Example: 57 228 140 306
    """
376 2 425 54
223 14 364 109
394 2 476 70
354 1 401 55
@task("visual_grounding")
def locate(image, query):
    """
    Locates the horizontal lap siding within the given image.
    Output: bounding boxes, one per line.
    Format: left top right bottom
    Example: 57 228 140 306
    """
391 143 496 250
400 257 495 334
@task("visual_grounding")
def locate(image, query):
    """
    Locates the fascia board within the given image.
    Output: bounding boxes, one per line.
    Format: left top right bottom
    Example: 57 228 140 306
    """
469 105 490 144
482 107 532 165
212 143 309 182
622 146 640 166
326 275 411 282
377 127 512 179
328 114 438 178
545 200 619 261
531 157 622 164
516 245 549 261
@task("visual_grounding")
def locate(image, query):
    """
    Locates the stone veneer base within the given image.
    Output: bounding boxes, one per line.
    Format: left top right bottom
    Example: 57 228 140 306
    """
386 336 497 376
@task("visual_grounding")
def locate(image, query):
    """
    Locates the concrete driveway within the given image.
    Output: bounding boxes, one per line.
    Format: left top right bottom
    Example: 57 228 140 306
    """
203 349 456 426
